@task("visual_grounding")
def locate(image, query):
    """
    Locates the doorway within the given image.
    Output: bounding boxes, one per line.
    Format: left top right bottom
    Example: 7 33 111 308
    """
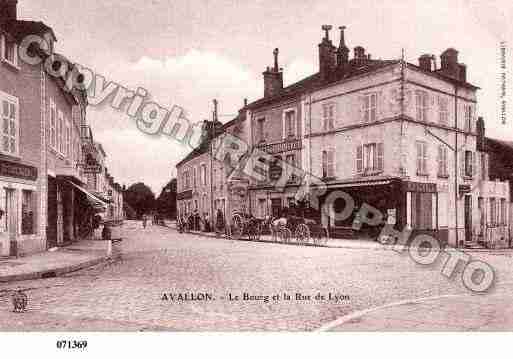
271 198 282 218
464 195 473 242
5 188 17 256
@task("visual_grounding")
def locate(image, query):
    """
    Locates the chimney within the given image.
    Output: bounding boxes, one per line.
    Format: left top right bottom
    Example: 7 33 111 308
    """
319 25 336 81
263 48 284 98
0 0 17 24
336 26 350 69
458 63 467 82
418 54 433 71
439 48 460 80
476 116 486 151
354 46 365 62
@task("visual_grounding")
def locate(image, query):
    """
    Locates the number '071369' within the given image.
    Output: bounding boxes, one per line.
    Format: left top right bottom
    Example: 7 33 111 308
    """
56 340 88 350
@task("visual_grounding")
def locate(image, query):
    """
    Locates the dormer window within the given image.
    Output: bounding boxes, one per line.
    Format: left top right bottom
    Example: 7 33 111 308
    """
1 34 18 68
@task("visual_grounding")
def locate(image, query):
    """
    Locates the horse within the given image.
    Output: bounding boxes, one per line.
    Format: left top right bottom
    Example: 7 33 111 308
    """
265 215 288 241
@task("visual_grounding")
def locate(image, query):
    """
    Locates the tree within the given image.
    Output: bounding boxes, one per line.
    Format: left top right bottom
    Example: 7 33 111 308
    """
156 178 177 219
123 182 155 218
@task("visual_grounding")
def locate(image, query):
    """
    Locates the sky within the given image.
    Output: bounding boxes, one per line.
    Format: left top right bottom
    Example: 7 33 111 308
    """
18 0 513 194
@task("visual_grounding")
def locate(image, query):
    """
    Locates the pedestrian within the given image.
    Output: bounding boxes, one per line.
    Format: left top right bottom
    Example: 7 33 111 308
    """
142 214 147 229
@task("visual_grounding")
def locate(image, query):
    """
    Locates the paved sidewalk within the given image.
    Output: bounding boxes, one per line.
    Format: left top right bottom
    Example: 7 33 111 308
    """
319 291 513 331
0 240 110 283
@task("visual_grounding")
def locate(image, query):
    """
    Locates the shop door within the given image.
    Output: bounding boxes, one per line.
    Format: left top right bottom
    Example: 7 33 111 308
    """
47 177 58 248
464 195 473 242
271 198 282 218
5 189 17 256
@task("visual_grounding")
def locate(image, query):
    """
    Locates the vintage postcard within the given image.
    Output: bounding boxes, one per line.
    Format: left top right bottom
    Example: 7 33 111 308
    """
0 0 512 355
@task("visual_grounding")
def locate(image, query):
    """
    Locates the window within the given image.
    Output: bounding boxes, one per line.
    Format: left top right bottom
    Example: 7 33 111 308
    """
411 192 433 229
322 150 335 178
201 164 207 186
258 199 266 218
437 145 448 177
356 143 383 174
65 120 71 156
1 34 18 67
501 198 507 225
193 167 197 188
416 141 428 175
464 104 473 132
1 94 18 156
49 101 57 149
213 169 217 190
21 190 36 235
438 96 449 126
323 103 335 131
257 118 265 143
58 111 64 153
362 93 377 123
283 110 296 138
464 150 474 178
415 90 429 122
481 153 487 180
490 198 497 226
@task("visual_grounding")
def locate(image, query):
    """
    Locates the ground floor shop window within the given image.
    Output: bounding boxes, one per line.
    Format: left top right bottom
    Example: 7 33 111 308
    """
411 192 433 230
21 190 36 234
258 199 266 218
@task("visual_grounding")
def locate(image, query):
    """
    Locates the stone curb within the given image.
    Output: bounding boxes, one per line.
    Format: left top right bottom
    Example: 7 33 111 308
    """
161 223 513 254
0 255 108 284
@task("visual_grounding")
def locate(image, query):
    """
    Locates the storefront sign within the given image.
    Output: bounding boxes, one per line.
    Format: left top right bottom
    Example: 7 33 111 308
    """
403 181 437 193
177 190 193 200
0 160 37 181
387 208 397 225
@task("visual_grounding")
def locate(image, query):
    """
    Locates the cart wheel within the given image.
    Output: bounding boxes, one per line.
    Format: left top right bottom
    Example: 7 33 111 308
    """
295 224 310 244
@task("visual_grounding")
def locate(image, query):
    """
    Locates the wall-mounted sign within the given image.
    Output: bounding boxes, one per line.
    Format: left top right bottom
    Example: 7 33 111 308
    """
0 160 37 181
83 165 102 174
403 181 437 193
177 190 193 200
269 162 283 181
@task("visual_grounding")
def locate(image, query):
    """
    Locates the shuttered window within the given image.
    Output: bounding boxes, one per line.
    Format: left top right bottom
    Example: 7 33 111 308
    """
416 141 428 175
356 145 363 174
437 145 448 177
415 90 429 122
323 103 335 131
1 96 18 156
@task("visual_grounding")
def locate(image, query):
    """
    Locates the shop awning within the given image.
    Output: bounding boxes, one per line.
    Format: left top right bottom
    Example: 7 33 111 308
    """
311 175 401 189
66 180 108 212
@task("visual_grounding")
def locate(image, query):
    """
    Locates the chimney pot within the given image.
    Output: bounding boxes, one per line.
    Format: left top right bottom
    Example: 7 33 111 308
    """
418 54 433 71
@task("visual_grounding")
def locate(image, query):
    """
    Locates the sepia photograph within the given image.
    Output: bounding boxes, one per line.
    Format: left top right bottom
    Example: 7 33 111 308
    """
0 0 512 356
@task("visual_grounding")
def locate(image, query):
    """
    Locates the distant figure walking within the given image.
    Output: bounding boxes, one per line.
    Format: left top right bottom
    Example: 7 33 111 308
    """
142 215 147 229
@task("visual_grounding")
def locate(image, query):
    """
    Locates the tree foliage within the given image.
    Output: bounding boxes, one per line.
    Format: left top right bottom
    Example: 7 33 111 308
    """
156 178 177 219
123 182 155 218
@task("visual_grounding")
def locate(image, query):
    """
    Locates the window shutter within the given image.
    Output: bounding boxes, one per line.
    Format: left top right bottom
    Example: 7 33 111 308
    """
328 150 335 177
360 96 368 123
472 152 476 177
460 151 465 177
437 146 443 176
356 145 363 173
377 143 384 171
416 142 422 173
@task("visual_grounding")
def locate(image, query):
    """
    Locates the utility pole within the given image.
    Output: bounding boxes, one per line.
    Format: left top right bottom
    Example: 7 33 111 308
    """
210 99 218 230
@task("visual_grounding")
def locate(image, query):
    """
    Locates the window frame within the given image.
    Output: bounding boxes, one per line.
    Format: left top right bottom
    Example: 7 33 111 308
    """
0 90 20 157
415 90 429 122
322 149 335 178
362 92 378 123
322 102 336 131
416 141 428 175
438 96 449 126
1 34 19 69
437 145 449 178
282 108 297 140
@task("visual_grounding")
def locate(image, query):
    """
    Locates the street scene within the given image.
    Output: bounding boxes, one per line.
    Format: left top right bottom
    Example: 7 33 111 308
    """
0 0 512 344
2 221 513 331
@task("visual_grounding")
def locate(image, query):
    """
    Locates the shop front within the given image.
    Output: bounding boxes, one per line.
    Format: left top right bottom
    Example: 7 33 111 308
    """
0 159 42 257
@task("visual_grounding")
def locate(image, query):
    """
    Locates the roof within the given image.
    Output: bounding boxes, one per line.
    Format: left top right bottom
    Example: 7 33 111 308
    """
245 59 399 110
2 19 56 42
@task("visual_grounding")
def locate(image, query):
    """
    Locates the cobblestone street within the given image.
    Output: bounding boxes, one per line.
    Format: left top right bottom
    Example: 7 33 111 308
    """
1 222 513 331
